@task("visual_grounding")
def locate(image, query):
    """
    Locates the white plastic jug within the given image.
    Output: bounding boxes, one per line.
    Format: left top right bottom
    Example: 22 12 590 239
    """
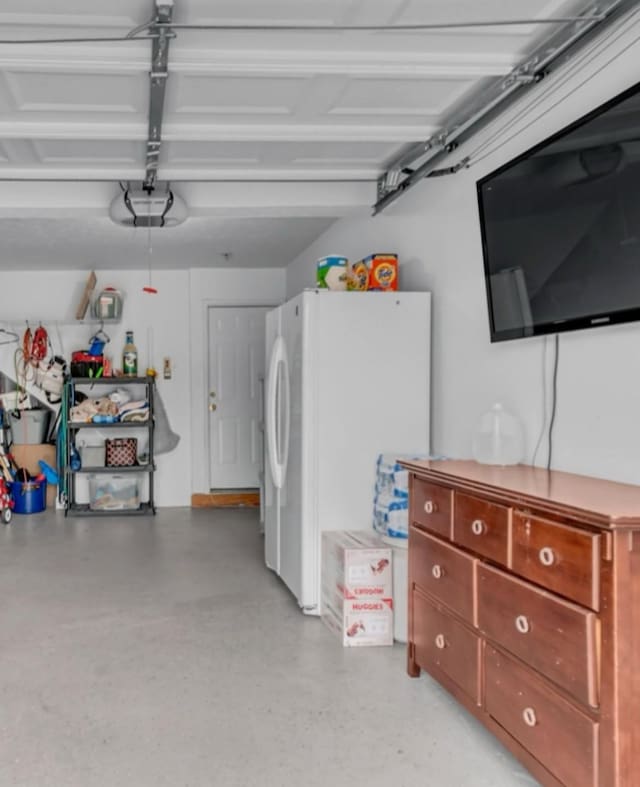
92 287 123 321
472 403 524 466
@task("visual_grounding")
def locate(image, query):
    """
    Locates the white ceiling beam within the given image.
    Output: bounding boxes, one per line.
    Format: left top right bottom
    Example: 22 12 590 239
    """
0 180 373 218
0 166 379 182
0 121 146 140
169 49 515 78
0 45 149 72
0 183 118 215
0 121 438 142
0 44 514 78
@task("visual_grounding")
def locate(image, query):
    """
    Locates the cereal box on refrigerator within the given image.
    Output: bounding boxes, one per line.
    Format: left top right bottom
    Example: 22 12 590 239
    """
316 255 348 291
346 259 369 291
365 254 398 291
321 530 393 647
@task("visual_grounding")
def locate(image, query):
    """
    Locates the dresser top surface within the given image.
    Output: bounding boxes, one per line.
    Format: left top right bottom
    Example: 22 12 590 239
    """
401 459 640 528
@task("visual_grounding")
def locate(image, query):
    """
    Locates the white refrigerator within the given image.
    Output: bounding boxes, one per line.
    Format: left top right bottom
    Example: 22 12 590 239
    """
264 290 430 614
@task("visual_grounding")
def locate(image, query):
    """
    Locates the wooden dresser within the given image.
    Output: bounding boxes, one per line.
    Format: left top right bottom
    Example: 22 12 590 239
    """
402 459 640 787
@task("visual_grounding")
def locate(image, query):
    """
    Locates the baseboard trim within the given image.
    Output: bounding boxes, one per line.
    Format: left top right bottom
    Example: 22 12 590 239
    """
192 491 260 508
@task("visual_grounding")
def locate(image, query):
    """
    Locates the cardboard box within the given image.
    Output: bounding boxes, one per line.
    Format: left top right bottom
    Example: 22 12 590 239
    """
322 530 393 599
322 594 393 647
346 259 369 291
11 443 57 508
364 254 398 291
321 530 393 646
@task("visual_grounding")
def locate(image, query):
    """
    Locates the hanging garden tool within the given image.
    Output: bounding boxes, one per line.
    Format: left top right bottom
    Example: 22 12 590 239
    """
14 322 49 405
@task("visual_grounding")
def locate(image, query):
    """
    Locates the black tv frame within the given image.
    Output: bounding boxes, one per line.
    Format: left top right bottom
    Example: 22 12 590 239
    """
477 78 640 343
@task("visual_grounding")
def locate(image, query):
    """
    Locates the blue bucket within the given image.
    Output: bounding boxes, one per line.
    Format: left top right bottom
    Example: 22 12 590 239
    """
9 479 47 514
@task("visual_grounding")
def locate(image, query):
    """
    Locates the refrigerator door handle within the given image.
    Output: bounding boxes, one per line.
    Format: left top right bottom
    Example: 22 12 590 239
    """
265 337 280 488
280 340 291 487
266 336 290 490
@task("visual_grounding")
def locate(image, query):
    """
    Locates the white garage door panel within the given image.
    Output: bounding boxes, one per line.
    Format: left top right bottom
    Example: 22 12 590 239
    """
0 2 147 26
169 75 310 116
32 139 140 164
5 71 146 113
177 0 373 25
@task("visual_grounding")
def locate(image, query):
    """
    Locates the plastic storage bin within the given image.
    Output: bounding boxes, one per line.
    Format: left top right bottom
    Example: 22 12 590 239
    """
9 479 47 514
88 474 141 511
78 442 105 468
9 408 50 445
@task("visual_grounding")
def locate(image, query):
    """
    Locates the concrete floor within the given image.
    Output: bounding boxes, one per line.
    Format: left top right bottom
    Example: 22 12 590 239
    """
0 508 538 787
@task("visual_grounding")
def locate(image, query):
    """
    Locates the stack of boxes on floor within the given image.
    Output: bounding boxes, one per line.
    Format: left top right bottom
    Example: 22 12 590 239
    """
373 454 430 643
321 531 393 647
320 453 433 647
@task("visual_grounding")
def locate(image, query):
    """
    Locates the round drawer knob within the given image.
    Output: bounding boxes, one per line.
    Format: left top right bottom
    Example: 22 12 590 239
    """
432 564 443 580
435 634 446 650
471 519 486 536
424 500 436 515
515 615 531 634
539 547 555 567
522 707 537 727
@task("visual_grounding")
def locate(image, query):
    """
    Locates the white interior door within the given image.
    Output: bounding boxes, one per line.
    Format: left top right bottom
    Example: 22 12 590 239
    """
208 306 268 490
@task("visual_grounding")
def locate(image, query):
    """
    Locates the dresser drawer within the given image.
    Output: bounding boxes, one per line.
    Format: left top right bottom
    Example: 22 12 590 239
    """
453 492 510 566
511 512 600 611
410 476 452 539
410 526 475 624
485 646 597 787
477 564 598 708
412 591 480 704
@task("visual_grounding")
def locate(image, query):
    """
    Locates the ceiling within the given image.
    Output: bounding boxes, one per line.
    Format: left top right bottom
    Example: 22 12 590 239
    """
0 0 600 270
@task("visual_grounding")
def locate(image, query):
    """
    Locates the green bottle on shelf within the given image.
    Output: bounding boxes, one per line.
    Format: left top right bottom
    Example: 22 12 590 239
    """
122 330 138 377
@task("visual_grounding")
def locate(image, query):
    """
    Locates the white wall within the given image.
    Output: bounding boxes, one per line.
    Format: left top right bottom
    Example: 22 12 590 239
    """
285 24 640 486
0 266 286 506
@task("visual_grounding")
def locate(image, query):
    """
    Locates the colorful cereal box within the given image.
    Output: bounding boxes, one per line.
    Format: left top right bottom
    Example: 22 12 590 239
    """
347 259 369 291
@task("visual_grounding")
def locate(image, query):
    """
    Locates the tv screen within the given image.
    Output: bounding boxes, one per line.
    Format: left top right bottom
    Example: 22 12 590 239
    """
477 80 640 342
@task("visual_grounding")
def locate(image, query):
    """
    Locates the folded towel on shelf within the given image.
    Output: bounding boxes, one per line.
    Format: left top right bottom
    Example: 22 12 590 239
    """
120 407 150 422
118 400 149 422
70 397 118 423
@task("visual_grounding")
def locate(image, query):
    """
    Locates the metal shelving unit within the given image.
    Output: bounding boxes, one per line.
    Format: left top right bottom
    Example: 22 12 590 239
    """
62 376 156 516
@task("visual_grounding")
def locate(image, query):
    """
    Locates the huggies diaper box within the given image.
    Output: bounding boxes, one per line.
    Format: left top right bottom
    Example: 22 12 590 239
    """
321 531 393 647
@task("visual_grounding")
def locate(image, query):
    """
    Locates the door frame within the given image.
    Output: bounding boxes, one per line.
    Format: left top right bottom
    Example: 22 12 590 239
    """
190 294 281 499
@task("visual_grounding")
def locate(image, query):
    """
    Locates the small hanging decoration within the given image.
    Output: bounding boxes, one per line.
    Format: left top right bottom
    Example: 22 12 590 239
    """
143 205 158 294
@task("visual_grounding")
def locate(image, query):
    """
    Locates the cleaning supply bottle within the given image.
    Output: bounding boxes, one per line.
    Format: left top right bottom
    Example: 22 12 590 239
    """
122 331 138 377
70 444 81 471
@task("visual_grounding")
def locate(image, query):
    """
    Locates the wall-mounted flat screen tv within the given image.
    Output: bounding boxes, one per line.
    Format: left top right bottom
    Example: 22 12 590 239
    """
477 80 640 342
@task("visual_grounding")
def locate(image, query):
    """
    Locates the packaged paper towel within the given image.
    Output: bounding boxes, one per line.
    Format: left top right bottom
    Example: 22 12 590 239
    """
373 493 409 538
372 453 443 538
374 454 410 498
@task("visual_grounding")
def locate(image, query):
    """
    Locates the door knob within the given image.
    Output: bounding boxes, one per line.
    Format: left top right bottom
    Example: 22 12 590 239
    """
209 403 217 412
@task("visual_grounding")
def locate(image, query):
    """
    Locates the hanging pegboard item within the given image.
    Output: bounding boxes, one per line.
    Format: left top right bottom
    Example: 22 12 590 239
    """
105 438 137 467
